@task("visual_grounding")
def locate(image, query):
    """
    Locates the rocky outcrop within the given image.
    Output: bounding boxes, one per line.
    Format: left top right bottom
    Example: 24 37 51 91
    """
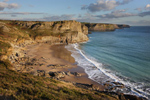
48 71 81 79
83 23 117 31
117 24 130 28
82 23 130 32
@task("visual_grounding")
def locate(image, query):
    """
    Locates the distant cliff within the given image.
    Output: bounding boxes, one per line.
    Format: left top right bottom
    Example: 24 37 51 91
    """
82 23 130 32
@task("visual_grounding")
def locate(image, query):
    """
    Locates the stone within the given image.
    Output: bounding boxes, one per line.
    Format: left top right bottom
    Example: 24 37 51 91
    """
37 70 45 76
0 25 10 32
49 71 65 79
16 53 19 57
71 72 81 76
65 71 71 76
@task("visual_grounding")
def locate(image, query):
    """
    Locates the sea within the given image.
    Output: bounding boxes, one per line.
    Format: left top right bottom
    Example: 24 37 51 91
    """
65 26 150 99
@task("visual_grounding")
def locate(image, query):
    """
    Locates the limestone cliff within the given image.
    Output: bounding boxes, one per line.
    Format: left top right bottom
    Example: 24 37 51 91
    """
12 20 89 43
82 23 130 32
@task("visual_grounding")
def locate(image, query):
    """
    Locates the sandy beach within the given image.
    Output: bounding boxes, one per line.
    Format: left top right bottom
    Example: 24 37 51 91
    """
24 43 104 90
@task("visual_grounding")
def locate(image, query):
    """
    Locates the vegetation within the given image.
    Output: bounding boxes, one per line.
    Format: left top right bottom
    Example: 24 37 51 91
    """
0 60 118 100
0 41 11 56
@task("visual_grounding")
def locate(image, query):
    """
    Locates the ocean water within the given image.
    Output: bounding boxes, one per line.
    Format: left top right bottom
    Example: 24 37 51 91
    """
65 26 150 99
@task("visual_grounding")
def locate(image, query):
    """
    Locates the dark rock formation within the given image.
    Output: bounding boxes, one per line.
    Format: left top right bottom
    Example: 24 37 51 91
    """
117 24 130 28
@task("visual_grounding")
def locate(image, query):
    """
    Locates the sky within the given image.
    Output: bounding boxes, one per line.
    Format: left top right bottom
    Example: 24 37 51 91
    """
0 0 150 26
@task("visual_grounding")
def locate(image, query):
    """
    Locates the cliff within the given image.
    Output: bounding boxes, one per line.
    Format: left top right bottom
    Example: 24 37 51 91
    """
82 23 130 32
12 20 88 43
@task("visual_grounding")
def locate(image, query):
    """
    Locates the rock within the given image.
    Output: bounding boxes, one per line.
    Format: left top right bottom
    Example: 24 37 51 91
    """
0 25 10 32
75 83 94 89
82 23 130 32
83 23 116 31
49 71 65 79
65 71 71 76
0 55 8 61
16 53 19 57
71 72 81 76
37 70 45 76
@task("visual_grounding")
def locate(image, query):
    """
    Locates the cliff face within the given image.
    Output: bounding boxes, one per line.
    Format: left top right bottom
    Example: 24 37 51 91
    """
82 23 130 32
13 20 89 43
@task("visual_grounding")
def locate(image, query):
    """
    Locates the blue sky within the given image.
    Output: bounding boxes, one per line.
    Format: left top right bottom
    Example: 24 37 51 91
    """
0 0 150 26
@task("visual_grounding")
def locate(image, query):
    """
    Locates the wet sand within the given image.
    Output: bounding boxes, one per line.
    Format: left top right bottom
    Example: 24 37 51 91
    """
25 43 104 90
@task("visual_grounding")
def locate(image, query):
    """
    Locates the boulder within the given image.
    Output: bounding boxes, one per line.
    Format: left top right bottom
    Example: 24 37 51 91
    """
49 71 65 79
37 70 45 76
71 72 81 76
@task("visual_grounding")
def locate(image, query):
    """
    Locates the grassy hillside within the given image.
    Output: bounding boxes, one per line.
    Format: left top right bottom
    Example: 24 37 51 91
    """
0 60 119 100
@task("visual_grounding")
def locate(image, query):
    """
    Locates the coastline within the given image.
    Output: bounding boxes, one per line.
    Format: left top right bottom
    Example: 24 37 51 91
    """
23 43 105 90
1 19 147 99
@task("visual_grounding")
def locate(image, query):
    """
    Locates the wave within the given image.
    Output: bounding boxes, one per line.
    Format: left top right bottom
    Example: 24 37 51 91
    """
65 43 150 99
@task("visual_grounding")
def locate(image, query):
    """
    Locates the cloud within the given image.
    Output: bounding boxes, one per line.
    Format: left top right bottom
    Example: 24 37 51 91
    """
96 10 136 18
0 12 45 15
0 12 45 17
81 0 133 12
145 4 150 10
29 5 34 7
139 11 150 17
76 13 97 22
135 4 150 12
0 2 20 11
135 8 142 12
117 0 133 5
146 4 150 8
67 6 71 9
3 0 9 2
42 14 75 21
126 20 150 26
81 0 117 12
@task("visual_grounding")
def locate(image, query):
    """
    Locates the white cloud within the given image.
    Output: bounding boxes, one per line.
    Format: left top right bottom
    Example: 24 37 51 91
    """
0 12 45 17
96 10 136 18
81 0 133 12
145 4 150 10
42 14 75 21
81 0 117 12
0 2 20 11
146 4 150 8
